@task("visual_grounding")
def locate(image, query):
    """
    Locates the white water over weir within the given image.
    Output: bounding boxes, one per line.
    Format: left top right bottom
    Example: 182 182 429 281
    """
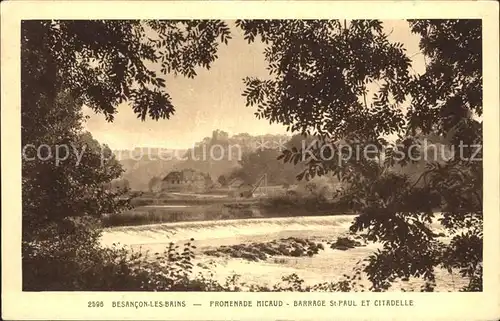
99 213 464 291
100 215 355 247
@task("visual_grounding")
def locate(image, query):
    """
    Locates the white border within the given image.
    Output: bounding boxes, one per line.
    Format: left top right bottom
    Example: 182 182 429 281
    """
1 1 499 320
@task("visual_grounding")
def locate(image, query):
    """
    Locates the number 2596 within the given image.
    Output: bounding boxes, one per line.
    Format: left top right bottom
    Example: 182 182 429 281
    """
88 301 104 308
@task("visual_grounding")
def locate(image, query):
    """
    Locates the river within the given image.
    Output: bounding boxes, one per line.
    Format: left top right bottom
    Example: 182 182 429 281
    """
100 214 467 291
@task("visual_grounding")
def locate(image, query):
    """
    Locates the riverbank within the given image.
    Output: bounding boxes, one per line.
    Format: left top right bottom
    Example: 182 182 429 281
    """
100 214 465 291
103 195 349 227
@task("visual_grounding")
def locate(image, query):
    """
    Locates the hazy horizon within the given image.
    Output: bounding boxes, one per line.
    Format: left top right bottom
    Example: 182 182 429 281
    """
83 20 424 150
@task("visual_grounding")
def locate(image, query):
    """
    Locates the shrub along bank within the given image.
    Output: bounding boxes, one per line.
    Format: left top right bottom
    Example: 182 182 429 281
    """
23 217 366 292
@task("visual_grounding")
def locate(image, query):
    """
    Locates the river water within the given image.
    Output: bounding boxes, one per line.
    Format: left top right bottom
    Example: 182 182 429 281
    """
100 214 467 291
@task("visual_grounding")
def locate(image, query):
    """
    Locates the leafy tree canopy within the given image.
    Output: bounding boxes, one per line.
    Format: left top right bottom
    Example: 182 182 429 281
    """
21 19 231 237
22 91 128 241
237 19 483 291
22 20 231 124
21 19 483 292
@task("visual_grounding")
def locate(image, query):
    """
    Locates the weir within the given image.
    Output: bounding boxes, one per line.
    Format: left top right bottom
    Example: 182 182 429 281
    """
100 215 356 247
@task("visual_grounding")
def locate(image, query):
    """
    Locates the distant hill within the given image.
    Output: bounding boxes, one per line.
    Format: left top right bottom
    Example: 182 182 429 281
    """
113 148 186 190
115 132 445 191
114 131 291 191
173 130 291 182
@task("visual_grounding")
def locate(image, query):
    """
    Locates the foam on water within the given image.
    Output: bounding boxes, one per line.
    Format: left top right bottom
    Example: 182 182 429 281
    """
100 213 467 291
100 215 355 247
100 213 450 248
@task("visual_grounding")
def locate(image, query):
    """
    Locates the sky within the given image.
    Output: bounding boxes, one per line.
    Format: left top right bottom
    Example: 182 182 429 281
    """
82 20 425 150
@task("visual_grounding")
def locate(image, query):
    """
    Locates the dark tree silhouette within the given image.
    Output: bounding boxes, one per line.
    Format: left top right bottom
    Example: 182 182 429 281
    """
237 19 482 291
21 20 232 290
21 20 231 123
21 19 483 292
22 20 232 230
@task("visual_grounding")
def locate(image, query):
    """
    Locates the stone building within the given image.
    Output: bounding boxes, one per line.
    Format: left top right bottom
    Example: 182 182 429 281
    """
161 169 212 193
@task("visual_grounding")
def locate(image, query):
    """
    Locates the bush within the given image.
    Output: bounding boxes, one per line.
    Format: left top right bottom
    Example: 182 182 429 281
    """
258 176 343 214
22 217 225 291
25 217 461 292
23 217 345 292
247 272 363 292
259 193 343 215
296 176 339 201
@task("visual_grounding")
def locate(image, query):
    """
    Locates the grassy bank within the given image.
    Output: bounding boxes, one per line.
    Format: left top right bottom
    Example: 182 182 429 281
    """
103 194 352 228
102 204 244 227
130 197 258 206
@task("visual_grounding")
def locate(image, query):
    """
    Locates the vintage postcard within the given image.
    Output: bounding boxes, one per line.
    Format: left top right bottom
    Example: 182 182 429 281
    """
1 1 499 320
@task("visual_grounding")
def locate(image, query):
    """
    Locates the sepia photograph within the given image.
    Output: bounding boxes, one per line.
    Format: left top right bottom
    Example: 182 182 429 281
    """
20 18 484 293
2 1 499 320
